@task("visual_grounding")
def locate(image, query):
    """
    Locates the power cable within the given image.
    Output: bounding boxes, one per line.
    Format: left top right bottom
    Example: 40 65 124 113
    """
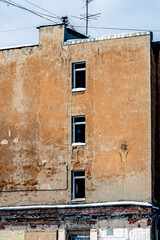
5 0 58 21
1 20 160 34
68 17 85 34
1 0 54 22
74 25 160 33
0 0 58 23
0 26 35 32
6 0 60 19
1 25 160 34
1 24 160 34
22 0 61 19
68 17 87 36
89 21 101 36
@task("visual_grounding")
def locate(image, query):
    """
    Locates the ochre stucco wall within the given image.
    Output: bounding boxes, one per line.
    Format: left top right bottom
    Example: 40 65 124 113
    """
0 25 151 206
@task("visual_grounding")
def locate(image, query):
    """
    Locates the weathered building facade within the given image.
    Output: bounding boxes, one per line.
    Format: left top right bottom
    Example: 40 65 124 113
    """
0 24 159 239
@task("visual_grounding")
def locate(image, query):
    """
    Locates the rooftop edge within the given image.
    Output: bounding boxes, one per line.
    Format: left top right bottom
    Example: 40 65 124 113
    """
0 43 39 51
63 31 153 46
0 30 152 51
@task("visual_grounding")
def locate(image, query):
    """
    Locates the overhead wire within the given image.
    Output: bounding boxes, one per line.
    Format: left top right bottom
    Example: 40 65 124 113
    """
89 21 101 36
1 0 160 34
8 0 60 20
0 0 160 35
1 24 160 34
68 17 86 35
0 0 59 23
6 0 58 21
22 0 61 19
0 26 35 32
73 25 160 33
1 16 160 35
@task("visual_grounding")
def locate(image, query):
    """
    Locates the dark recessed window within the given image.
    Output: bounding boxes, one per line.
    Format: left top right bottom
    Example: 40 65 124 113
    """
68 234 89 240
68 230 90 240
71 170 85 200
72 62 86 90
72 116 85 144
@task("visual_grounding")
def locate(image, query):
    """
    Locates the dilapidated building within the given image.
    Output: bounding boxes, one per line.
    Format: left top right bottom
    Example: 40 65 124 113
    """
0 23 159 239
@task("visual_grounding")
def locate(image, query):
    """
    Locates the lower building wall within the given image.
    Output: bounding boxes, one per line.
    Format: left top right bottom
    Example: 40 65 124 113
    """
0 228 151 240
0 230 57 240
0 205 154 239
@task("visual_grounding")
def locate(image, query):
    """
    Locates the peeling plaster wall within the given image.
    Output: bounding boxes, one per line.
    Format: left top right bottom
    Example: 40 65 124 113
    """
0 25 151 206
69 34 151 203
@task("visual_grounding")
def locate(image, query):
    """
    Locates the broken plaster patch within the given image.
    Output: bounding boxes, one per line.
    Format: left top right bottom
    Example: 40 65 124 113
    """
8 130 11 137
13 138 18 144
42 160 47 164
1 139 8 145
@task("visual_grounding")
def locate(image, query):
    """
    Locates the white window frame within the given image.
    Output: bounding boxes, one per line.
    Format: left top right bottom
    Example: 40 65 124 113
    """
72 170 85 201
72 62 86 92
72 116 85 146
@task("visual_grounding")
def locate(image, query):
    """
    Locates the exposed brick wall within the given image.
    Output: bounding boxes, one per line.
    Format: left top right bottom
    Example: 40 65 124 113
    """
0 206 152 230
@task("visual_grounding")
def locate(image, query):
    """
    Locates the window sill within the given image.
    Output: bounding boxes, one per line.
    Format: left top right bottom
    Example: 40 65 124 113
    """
72 88 86 93
72 143 85 147
71 198 85 202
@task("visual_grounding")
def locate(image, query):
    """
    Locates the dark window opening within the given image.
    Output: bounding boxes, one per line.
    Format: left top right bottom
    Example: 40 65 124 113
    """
72 62 86 89
72 116 85 144
68 230 90 240
68 234 90 240
71 170 85 200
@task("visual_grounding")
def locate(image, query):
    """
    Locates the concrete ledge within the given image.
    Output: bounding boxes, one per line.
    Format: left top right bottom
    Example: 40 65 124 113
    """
0 201 153 210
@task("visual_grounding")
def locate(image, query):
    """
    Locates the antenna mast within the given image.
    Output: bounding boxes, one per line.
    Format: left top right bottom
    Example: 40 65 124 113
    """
86 0 89 35
71 0 100 35
83 0 100 35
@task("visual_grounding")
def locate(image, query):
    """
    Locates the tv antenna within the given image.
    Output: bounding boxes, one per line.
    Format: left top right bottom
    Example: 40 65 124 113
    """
72 0 101 35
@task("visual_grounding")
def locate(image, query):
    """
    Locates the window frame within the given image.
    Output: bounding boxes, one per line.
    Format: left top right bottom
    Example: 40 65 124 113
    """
67 230 90 240
106 229 113 236
72 62 86 92
72 115 85 146
71 170 85 201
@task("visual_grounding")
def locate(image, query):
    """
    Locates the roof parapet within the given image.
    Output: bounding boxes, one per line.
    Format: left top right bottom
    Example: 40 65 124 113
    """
64 31 152 46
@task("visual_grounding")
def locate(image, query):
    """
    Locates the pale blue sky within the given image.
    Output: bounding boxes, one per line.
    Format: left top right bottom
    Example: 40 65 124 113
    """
0 0 160 48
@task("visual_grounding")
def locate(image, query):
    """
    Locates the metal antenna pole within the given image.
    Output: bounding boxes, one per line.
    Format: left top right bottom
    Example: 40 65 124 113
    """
86 0 88 35
71 0 101 36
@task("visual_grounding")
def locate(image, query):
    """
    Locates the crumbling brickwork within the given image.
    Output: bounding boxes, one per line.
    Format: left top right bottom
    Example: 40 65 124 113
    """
0 205 152 230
